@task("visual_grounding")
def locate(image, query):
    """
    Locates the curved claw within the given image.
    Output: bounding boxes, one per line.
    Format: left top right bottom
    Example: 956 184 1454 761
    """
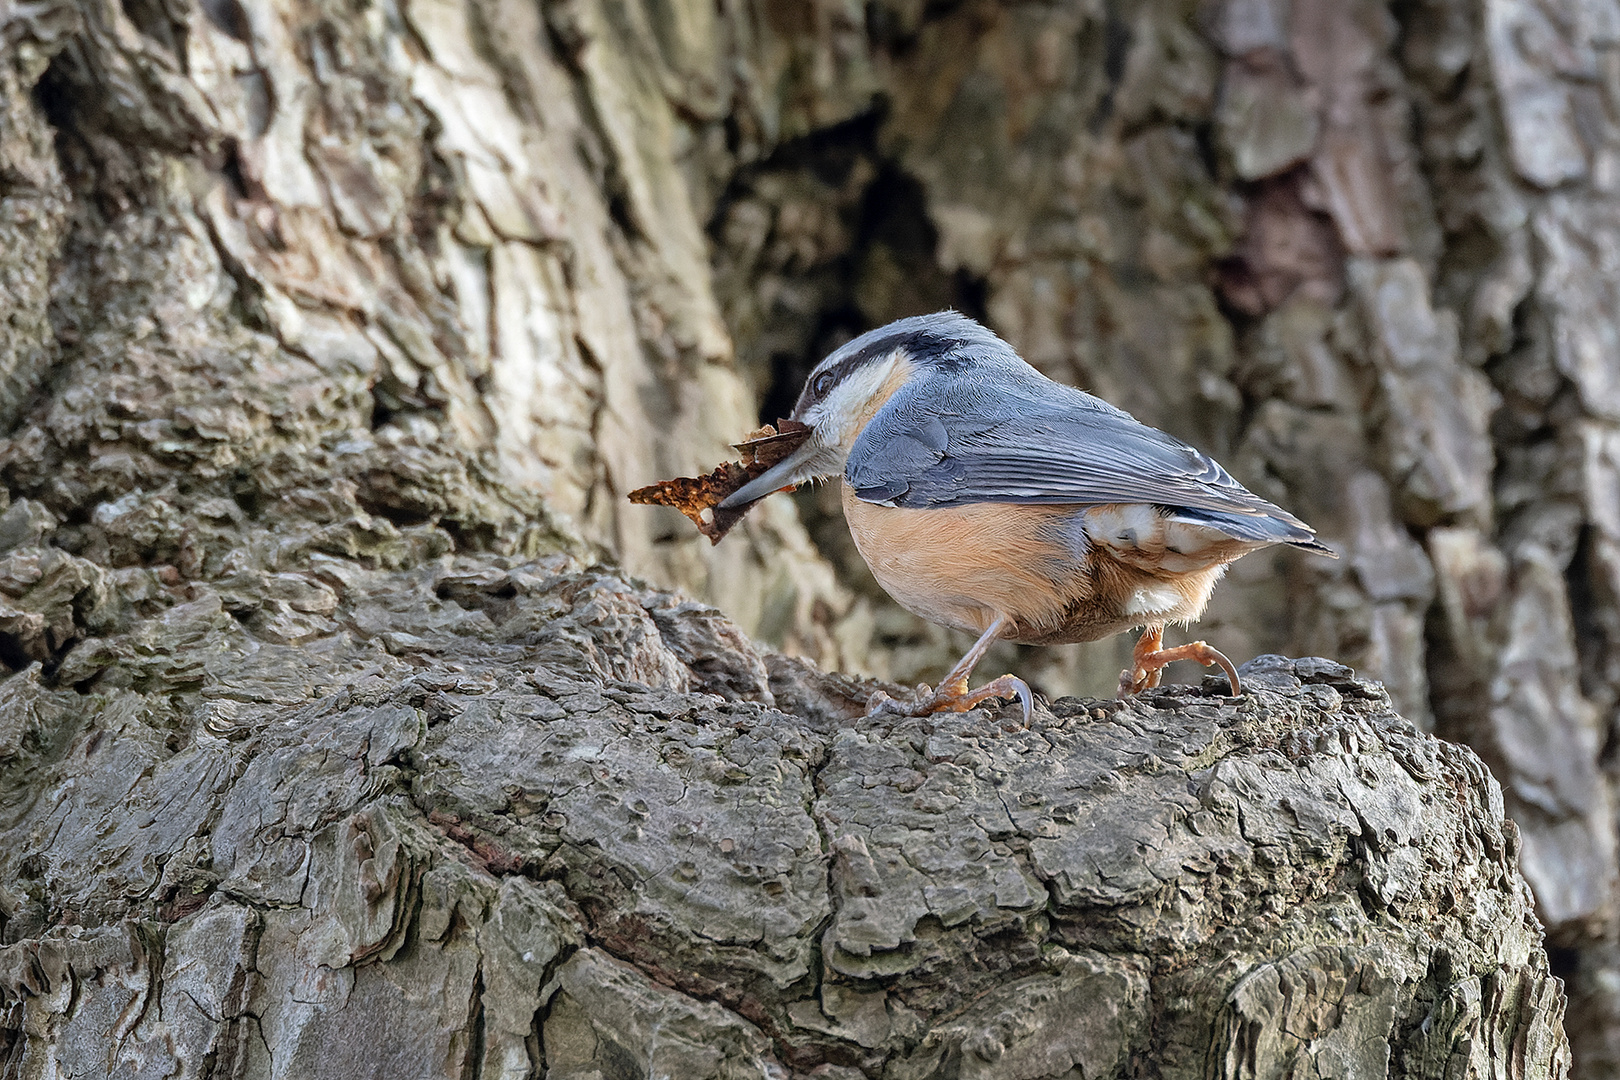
1200 645 1242 696
1119 629 1242 697
955 675 1034 728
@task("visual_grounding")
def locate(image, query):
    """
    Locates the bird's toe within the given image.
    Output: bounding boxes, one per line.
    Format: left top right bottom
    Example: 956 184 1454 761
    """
864 689 905 718
952 674 1034 728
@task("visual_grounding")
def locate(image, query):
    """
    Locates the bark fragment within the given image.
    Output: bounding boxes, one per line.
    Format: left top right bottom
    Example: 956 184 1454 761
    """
628 420 812 543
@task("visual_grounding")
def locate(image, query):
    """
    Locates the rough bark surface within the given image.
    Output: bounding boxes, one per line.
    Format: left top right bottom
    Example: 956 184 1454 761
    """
0 0 1601 1072
0 550 1571 1077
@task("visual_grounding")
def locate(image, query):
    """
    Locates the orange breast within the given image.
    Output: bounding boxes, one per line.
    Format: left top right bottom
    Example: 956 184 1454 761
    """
840 487 1240 645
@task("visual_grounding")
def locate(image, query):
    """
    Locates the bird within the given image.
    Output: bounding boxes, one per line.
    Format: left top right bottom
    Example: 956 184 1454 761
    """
720 311 1334 725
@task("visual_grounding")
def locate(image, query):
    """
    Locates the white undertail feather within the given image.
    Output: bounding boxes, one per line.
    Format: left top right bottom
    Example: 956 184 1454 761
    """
1084 505 1161 550
1122 583 1183 616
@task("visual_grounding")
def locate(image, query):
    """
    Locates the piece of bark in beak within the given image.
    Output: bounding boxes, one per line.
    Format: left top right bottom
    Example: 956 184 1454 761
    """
627 420 811 544
717 434 823 509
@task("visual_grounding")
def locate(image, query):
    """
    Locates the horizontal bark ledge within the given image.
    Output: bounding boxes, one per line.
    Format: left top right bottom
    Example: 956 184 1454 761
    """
0 554 1569 1078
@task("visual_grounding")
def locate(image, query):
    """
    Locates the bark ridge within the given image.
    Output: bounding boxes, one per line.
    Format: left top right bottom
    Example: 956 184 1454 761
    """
0 551 1569 1078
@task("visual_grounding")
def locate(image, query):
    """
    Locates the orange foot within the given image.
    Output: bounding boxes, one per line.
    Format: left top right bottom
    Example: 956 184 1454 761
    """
867 616 1036 727
867 673 1034 728
1118 625 1242 697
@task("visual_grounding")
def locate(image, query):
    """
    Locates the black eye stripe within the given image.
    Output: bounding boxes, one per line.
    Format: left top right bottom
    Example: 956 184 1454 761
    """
802 335 911 406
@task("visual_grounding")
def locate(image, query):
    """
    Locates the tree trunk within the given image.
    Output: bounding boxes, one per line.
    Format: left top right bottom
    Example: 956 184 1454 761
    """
0 0 1599 1074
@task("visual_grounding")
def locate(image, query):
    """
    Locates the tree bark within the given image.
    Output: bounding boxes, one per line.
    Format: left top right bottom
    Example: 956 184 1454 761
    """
0 555 1572 1077
0 0 1602 1074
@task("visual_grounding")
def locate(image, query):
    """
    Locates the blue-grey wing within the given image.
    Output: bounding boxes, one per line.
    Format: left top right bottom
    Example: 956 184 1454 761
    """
845 375 1325 550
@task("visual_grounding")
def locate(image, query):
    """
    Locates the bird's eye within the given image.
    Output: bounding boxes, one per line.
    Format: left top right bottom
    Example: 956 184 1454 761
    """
811 371 834 397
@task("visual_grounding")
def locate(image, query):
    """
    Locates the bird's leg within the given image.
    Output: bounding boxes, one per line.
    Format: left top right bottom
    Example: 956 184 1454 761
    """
867 616 1035 726
1118 625 1242 697
1120 625 1165 694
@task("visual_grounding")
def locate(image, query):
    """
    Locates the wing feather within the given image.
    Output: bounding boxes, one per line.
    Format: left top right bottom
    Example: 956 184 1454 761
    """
845 373 1327 552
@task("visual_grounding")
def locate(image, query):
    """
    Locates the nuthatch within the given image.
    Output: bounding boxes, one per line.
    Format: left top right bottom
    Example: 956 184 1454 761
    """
723 312 1333 724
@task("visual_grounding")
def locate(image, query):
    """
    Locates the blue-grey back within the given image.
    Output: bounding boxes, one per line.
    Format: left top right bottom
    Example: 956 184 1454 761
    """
845 365 1323 550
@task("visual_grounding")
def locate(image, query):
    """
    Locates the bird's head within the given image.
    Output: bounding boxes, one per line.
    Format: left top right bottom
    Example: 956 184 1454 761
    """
720 312 1016 508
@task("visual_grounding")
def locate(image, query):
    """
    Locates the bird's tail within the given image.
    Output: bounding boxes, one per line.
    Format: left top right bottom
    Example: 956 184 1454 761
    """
1165 507 1337 558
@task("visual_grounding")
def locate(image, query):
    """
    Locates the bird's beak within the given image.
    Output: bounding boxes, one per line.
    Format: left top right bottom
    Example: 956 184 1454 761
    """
719 435 826 509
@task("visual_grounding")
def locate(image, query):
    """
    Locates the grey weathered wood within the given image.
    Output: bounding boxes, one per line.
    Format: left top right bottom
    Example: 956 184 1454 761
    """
0 551 1572 1076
